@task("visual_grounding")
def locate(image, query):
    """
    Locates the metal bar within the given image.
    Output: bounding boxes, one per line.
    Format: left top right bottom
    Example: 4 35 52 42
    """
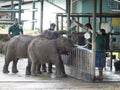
18 0 22 24
56 15 59 30
32 0 36 30
99 0 103 28
61 16 63 30
0 19 11 21
77 17 79 32
110 52 113 71
56 13 120 18
22 20 37 23
23 9 38 12
66 0 71 30
40 0 44 33
0 22 13 24
0 0 19 1
46 0 65 11
0 9 21 12
11 0 15 20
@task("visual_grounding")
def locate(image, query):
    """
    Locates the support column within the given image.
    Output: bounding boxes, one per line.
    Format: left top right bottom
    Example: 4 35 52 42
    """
19 0 22 24
32 0 35 30
40 0 44 33
11 0 15 21
91 0 97 81
66 0 71 30
99 0 103 28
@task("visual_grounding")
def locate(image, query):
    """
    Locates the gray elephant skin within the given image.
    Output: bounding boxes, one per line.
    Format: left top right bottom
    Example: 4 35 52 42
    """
26 36 75 78
3 35 36 73
3 30 68 74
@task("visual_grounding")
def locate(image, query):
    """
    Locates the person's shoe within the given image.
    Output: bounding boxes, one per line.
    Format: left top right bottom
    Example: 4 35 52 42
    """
95 76 104 81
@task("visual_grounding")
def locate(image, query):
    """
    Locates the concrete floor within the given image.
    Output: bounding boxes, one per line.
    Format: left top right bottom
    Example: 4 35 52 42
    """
1 57 120 90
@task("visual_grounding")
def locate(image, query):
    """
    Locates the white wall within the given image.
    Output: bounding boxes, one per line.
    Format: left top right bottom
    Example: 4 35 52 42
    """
16 1 65 31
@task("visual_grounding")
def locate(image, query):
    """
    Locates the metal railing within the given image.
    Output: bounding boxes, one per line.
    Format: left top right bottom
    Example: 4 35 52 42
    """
61 45 93 81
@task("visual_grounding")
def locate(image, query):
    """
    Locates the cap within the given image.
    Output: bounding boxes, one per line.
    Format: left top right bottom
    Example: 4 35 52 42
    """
50 23 56 27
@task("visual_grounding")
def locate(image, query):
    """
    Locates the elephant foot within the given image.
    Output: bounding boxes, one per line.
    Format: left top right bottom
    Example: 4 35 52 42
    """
42 69 47 72
12 69 18 73
31 73 38 76
48 71 53 74
3 69 9 74
26 70 31 75
36 71 42 74
56 74 68 78
3 65 9 73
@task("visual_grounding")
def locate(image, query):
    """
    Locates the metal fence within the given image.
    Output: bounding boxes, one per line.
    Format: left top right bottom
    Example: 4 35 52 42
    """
61 45 93 81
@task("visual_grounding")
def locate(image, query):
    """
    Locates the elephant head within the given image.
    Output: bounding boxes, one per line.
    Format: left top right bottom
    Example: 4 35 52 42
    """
56 36 75 54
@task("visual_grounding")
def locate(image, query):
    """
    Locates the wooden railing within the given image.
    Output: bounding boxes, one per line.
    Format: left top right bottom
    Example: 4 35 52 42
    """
61 45 93 81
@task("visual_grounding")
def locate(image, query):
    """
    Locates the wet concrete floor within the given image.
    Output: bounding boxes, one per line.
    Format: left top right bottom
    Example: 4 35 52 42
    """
1 57 120 90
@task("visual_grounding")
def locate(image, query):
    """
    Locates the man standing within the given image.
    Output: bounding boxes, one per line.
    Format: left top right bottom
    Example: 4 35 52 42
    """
8 18 23 39
72 18 92 50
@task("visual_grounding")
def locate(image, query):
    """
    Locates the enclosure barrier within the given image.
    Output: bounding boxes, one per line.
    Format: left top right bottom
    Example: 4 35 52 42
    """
61 45 93 81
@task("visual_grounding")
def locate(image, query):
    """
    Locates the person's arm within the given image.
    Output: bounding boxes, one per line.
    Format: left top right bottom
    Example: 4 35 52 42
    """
20 25 23 34
72 18 87 30
8 32 11 39
8 26 12 39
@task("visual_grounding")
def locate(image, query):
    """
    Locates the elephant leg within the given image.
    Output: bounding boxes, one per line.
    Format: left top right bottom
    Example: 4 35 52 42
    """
42 64 47 72
31 61 37 76
3 59 11 73
12 58 19 73
55 56 67 78
36 63 42 74
48 63 52 73
26 58 31 75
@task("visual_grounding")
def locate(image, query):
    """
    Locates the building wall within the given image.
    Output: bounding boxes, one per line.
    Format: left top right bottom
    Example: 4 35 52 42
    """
16 0 66 31
72 0 113 32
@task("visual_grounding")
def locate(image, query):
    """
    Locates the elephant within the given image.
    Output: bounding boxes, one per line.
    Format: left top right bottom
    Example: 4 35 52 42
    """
26 36 75 78
3 30 69 74
3 35 36 73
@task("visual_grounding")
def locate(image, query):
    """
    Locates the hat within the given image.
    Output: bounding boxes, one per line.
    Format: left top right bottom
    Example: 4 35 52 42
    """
85 23 92 29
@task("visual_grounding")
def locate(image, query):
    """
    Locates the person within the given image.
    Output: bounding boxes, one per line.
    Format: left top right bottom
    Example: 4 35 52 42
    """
49 23 56 31
95 29 106 80
72 18 92 50
68 19 77 32
40 23 56 39
8 18 23 39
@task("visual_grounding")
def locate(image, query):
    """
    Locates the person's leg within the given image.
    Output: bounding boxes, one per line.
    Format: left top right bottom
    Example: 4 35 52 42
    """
98 67 103 78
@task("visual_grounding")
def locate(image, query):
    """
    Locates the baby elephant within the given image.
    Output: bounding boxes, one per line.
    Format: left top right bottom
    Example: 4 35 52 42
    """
26 36 75 78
